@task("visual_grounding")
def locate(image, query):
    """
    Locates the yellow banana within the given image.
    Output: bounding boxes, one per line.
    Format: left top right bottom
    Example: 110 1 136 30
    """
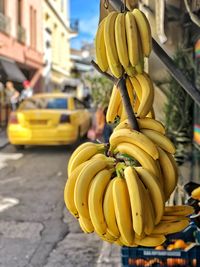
104 12 123 78
147 108 155 119
68 142 98 175
106 84 121 123
152 220 189 235
125 11 139 66
114 118 165 134
98 233 114 243
95 18 108 72
103 177 120 239
115 238 124 246
135 31 144 74
68 143 105 176
192 186 200 200
161 215 187 222
167 153 178 183
132 8 152 57
129 76 142 103
114 142 160 178
134 235 166 247
64 160 93 218
134 73 154 118
117 100 123 118
115 13 129 69
124 166 145 236
138 118 165 134
119 104 128 122
74 158 113 218
95 228 117 242
88 169 112 235
110 128 159 160
79 216 94 233
164 205 194 216
134 95 140 112
113 119 131 132
143 187 155 235
119 236 138 247
141 129 176 154
113 177 135 246
158 147 178 201
126 77 135 108
135 167 165 225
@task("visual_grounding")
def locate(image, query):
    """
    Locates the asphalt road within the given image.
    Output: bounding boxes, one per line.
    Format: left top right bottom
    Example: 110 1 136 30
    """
0 142 121 267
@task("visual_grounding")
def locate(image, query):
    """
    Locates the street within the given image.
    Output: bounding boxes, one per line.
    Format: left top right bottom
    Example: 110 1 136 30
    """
0 142 120 267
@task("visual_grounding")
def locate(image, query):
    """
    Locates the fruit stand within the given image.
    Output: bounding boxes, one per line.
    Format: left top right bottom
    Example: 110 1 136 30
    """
64 0 200 266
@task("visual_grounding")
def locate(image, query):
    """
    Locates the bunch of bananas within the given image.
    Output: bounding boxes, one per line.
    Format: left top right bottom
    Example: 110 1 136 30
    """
64 141 193 247
64 8 194 247
106 74 155 123
95 9 151 77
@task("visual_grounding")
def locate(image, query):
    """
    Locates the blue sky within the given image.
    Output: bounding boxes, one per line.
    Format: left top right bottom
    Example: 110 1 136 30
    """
70 0 100 49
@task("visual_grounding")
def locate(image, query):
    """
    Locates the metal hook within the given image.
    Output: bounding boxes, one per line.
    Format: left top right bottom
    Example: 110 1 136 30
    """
104 0 109 9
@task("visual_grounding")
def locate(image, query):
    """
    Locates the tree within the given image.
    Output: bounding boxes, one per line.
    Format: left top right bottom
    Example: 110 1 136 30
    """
85 74 113 109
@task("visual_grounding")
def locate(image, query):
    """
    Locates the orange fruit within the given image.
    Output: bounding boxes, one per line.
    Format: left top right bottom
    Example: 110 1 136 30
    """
177 258 186 265
155 245 165 250
167 244 175 250
173 239 187 249
166 258 174 266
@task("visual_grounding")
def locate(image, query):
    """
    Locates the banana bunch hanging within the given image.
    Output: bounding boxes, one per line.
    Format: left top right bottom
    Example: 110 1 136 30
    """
64 8 194 247
64 141 193 247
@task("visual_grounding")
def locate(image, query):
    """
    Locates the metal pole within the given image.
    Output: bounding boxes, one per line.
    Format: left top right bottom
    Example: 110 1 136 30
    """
109 0 200 107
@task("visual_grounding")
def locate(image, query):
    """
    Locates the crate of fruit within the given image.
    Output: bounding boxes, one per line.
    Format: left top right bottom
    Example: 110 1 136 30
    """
121 225 200 267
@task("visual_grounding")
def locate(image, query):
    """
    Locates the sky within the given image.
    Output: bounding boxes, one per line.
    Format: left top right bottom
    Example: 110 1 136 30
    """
70 0 100 49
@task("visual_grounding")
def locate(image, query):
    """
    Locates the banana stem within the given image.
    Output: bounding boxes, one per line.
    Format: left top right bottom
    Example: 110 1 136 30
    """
91 60 115 82
91 60 140 131
117 76 140 131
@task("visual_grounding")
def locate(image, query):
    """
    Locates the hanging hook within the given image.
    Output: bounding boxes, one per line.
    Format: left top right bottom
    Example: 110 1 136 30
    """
121 0 126 13
104 0 109 9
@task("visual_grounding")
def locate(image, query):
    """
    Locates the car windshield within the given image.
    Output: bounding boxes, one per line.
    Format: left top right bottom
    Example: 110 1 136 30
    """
20 97 68 110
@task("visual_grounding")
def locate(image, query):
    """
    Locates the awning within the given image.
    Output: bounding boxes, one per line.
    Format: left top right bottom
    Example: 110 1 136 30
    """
0 57 26 83
74 62 93 72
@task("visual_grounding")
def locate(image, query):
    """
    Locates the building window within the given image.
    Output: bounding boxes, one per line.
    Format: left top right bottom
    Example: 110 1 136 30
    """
30 6 37 49
0 0 4 14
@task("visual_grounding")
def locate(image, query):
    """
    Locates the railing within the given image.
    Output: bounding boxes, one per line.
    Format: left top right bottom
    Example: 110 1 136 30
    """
70 19 79 33
0 12 10 34
17 25 26 43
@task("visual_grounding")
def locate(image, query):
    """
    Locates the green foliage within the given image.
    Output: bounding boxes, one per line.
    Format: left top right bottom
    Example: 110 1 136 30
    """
164 48 195 164
85 75 113 108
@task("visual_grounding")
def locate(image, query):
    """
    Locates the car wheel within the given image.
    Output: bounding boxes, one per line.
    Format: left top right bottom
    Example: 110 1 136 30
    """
14 145 25 151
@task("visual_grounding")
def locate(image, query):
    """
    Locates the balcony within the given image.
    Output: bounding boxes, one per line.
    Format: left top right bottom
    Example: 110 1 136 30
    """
17 25 26 44
0 12 10 34
70 19 79 33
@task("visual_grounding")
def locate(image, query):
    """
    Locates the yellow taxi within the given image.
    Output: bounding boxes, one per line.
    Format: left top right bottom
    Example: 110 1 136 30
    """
7 93 92 148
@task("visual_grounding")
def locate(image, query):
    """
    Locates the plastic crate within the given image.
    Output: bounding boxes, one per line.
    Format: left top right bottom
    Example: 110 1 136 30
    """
121 225 200 267
121 244 200 267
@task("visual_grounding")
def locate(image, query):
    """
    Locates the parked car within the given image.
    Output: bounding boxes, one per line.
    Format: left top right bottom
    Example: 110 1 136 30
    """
7 93 92 149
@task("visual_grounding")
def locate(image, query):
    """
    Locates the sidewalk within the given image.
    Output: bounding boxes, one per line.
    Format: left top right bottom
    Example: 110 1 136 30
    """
0 129 9 148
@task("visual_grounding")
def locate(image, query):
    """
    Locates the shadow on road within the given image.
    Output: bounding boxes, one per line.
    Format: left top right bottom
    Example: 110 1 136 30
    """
2 137 89 155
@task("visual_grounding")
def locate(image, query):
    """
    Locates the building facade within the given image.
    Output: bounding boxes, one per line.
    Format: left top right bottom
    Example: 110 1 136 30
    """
43 0 78 92
0 0 43 91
